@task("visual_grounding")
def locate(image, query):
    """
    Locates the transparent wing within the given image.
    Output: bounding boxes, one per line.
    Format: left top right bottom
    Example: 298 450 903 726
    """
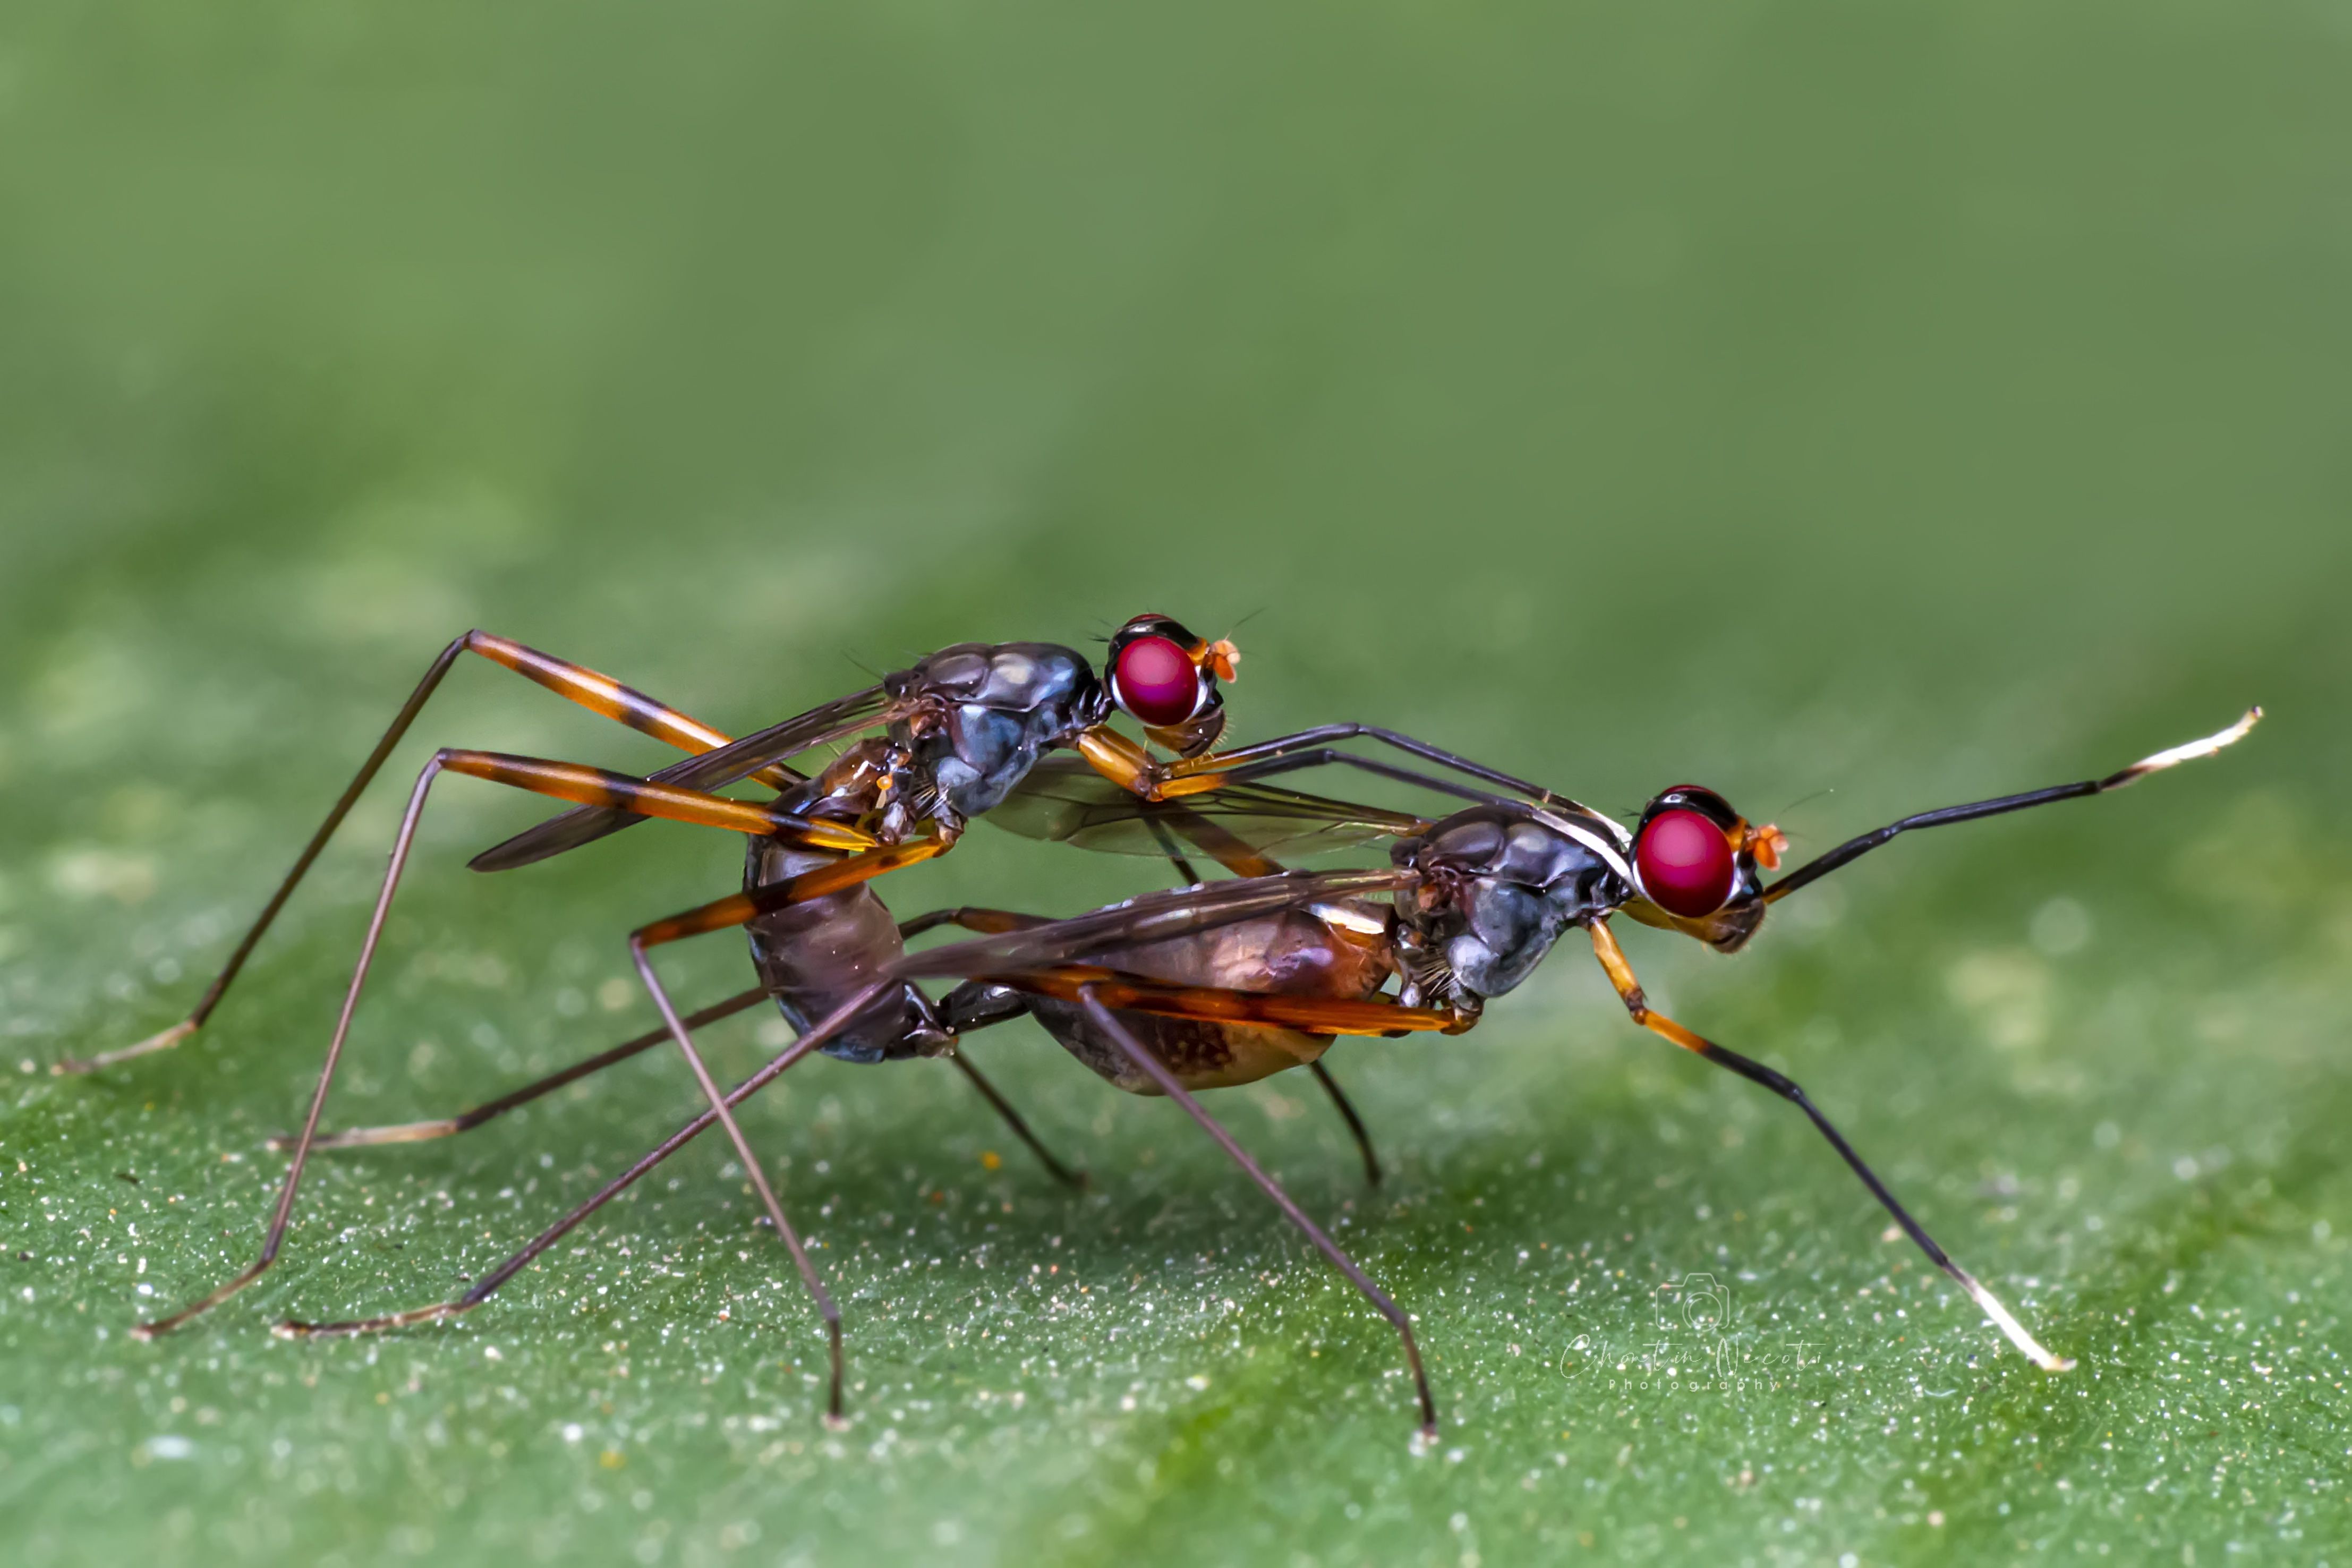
988 755 1430 863
468 684 893 872
892 867 1412 981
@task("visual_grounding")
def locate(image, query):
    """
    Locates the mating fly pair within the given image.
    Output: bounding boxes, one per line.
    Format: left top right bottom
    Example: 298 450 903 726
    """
65 611 1566 1416
66 612 2260 1439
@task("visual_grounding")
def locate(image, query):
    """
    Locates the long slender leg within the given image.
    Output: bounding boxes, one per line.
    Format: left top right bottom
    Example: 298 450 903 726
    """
1587 921 2072 1371
898 908 1089 1187
1132 830 1379 1184
284 987 771 1151
1761 708 2262 903
993 961 1414 1184
575 836 952 1417
894 907 1050 941
1308 1060 1382 1187
280 982 900 1406
60 630 797 1075
295 976 1094 1192
468 684 892 875
1077 721 1560 806
1145 817 1207 886
1075 986 1439 1439
630 926 847 1421
131 753 888 1340
1144 800 1284 879
632 834 956 949
1174 723 1552 799
300 909 1037 1151
464 631 801 781
275 974 1055 1356
431 752 872 849
131 757 444 1339
948 1054 1088 1189
1213 749 1514 809
917 906 1372 1191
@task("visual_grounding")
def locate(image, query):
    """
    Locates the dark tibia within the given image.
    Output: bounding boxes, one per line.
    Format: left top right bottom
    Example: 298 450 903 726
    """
281 982 899 1409
61 629 790 1076
1762 709 2261 903
934 979 1088 1186
1147 821 1206 886
1678 1033 2070 1370
1588 919 2069 1371
1762 780 2106 901
627 929 839 1419
950 1054 1088 1189
896 908 1052 941
287 987 771 1151
1308 1059 1382 1186
1215 747 1519 809
133 754 450 1339
1076 986 1440 1439
138 728 865 1337
1187 723 1554 805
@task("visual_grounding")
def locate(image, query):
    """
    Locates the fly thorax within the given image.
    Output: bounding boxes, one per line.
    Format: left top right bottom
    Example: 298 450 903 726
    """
789 738 899 830
1396 803 1632 1003
889 641 1107 820
1391 924 1464 1011
872 744 944 841
931 704 1054 817
1445 879 1577 999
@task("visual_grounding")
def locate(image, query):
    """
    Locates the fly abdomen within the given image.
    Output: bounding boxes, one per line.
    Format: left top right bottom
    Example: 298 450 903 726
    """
745 821 944 1063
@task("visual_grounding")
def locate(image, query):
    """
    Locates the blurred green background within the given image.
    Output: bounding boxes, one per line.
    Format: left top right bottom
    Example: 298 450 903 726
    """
2 3 2347 1564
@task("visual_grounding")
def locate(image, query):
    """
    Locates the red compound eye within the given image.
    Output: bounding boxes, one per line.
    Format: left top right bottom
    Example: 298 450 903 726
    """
1637 809 1736 917
1113 635 1200 726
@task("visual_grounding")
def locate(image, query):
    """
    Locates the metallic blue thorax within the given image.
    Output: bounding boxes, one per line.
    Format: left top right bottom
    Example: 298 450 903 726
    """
887 642 1109 820
1395 805 1632 1002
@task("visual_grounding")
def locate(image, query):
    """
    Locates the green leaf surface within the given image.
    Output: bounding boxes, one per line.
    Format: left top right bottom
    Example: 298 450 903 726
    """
3 4 2347 1565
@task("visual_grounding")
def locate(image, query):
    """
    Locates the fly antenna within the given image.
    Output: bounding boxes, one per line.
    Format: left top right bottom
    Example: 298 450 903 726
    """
1771 785 1838 822
1759 708 2261 905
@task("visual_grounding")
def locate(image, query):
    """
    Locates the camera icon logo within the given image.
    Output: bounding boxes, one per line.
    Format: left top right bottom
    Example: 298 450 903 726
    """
1676 1272 1734 1379
1679 1272 1730 1334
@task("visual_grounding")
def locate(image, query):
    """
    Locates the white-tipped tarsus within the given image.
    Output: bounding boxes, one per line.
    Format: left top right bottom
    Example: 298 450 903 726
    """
267 1118 462 1152
53 1018 197 1076
2111 706 2262 788
1952 1264 2074 1371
